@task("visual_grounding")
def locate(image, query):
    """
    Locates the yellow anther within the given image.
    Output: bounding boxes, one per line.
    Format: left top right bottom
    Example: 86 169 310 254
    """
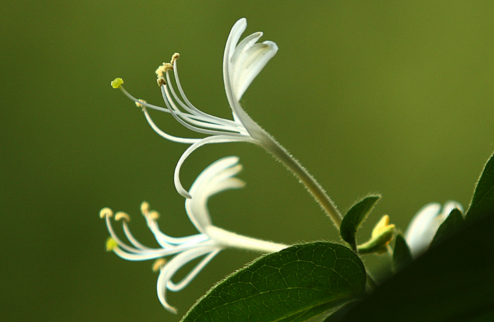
135 99 147 109
99 207 113 218
171 53 180 64
141 201 150 215
152 258 167 272
106 237 119 252
111 78 124 89
155 65 166 77
115 212 131 222
163 62 173 72
155 63 173 78
157 76 166 87
148 210 160 220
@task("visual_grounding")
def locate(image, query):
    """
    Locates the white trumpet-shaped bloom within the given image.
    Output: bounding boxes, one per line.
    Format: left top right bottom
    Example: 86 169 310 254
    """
111 18 343 229
405 201 463 257
101 157 287 313
112 18 278 199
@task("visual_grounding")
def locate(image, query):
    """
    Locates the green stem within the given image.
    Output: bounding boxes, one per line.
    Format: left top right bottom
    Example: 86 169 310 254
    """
234 106 343 230
263 137 343 229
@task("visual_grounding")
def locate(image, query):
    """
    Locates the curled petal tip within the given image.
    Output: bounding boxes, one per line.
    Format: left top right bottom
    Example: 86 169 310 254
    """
235 18 247 28
225 22 278 100
165 305 178 315
226 156 240 163
174 154 193 199
180 188 192 199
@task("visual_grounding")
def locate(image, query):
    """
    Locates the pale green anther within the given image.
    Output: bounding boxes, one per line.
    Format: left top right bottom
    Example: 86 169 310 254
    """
106 237 118 252
111 78 124 89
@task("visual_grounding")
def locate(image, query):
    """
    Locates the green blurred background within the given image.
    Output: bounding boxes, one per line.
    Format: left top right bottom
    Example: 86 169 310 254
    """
2 1 494 321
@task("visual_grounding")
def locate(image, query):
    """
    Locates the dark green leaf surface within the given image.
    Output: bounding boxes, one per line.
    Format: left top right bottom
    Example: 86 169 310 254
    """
392 233 412 272
466 152 494 221
430 208 464 248
340 195 380 250
326 209 494 322
182 242 367 322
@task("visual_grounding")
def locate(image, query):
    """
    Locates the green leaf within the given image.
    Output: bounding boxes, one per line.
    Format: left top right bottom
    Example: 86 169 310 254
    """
277 301 350 322
466 152 494 221
325 207 494 322
430 208 464 248
340 195 381 251
182 242 367 322
392 232 412 272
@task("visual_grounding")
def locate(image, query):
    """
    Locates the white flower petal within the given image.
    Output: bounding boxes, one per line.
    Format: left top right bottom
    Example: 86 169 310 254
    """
405 201 463 257
145 217 207 247
405 203 441 257
190 156 241 194
185 156 245 234
157 246 218 314
441 201 463 219
231 40 278 100
166 249 221 292
224 19 278 101
224 18 248 62
230 32 263 65
206 177 245 197
173 135 256 200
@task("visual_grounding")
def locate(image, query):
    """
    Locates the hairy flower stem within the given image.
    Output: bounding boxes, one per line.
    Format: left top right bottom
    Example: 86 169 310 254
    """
261 134 343 229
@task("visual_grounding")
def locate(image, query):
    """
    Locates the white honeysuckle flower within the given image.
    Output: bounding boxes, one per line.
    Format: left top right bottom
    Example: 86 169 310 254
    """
111 18 278 200
405 201 463 258
111 18 343 229
101 157 287 314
